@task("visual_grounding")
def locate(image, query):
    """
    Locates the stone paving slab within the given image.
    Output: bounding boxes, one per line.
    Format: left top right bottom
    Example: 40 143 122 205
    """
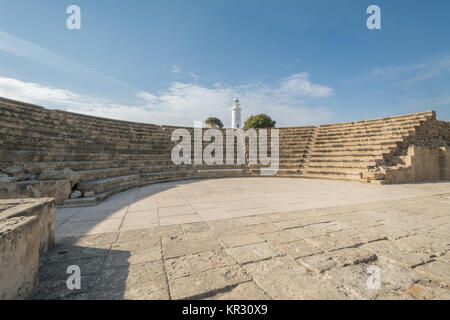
242 257 354 299
225 242 284 265
31 178 450 300
169 265 251 300
165 250 236 280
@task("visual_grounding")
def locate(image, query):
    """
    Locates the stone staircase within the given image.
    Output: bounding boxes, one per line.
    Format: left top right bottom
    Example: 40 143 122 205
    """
299 111 439 182
248 126 316 176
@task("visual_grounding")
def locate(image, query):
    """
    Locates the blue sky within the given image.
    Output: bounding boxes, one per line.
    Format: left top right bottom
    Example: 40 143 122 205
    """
0 0 449 127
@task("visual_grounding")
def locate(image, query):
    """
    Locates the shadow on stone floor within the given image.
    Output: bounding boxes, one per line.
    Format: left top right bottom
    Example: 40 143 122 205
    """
28 235 132 300
55 180 186 237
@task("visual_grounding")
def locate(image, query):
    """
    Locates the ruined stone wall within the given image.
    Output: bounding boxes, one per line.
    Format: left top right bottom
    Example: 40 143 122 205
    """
369 115 450 183
384 147 442 183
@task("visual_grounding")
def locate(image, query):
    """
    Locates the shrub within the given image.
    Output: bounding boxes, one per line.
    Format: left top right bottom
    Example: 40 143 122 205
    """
244 114 276 129
205 117 224 129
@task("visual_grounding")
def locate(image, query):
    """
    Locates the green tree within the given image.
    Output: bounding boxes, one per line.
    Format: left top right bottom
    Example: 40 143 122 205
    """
205 117 224 129
244 114 276 129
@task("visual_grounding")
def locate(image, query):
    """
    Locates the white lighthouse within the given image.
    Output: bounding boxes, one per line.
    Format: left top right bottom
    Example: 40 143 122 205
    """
231 97 241 129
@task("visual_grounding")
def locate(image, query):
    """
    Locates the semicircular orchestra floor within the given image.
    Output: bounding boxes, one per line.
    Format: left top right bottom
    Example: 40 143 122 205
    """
32 178 450 300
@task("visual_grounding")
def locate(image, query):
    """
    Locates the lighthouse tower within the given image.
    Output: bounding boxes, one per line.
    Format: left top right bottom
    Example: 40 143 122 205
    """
231 97 241 129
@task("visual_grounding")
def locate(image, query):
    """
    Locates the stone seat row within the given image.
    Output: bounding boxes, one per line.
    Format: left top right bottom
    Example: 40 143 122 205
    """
0 137 172 154
315 123 423 138
315 117 429 134
318 111 435 129
0 112 168 142
0 98 168 133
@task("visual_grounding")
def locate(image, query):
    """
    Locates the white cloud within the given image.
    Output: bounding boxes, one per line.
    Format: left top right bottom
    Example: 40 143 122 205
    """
370 55 450 85
0 77 74 102
277 73 334 97
0 74 334 127
171 65 183 74
189 72 200 80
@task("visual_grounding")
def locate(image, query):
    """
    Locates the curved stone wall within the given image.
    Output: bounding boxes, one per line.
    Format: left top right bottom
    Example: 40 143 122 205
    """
0 96 449 205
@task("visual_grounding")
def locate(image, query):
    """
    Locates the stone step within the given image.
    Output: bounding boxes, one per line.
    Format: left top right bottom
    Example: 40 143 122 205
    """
0 141 171 155
194 168 248 178
77 174 141 194
0 126 171 150
276 136 314 142
249 163 299 169
279 163 301 169
302 167 366 175
314 139 401 148
256 158 302 164
140 168 251 184
77 167 138 182
95 183 141 202
0 120 170 144
62 197 97 208
320 111 435 128
0 129 171 147
309 149 391 157
0 108 168 134
0 150 171 163
299 171 364 181
0 101 166 134
278 126 315 131
137 164 189 173
278 143 310 148
0 159 175 174
278 133 315 138
278 149 310 154
249 168 299 176
0 115 168 142
277 155 307 160
314 130 414 142
310 146 396 153
315 126 419 139
317 118 427 134
305 157 383 164
139 164 246 175
306 154 385 161
140 170 193 182
318 112 434 129
277 162 303 167
304 161 376 169
0 140 171 155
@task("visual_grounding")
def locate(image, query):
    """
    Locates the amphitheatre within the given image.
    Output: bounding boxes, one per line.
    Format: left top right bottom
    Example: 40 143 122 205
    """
0 95 449 300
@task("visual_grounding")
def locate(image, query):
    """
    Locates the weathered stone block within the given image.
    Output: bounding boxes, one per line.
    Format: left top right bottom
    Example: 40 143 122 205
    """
0 216 40 300
39 168 81 188
0 181 71 205
0 198 55 253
